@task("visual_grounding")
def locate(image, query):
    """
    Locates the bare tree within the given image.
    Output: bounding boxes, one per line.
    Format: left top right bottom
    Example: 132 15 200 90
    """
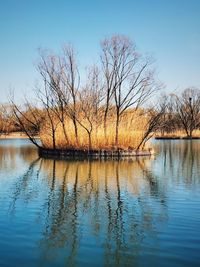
11 46 80 150
174 88 200 138
37 52 62 149
137 99 167 150
10 99 42 148
86 65 104 139
158 94 179 135
101 35 160 148
101 40 115 139
37 50 70 146
0 104 17 135
62 45 80 145
75 68 103 150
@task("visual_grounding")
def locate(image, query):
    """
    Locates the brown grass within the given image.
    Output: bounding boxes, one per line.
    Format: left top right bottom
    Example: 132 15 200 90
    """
39 109 149 150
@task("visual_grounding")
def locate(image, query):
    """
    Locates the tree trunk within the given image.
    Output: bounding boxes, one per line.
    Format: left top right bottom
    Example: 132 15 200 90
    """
72 116 78 145
185 128 190 138
52 128 56 150
103 106 109 140
88 132 92 151
62 121 69 146
115 110 120 148
189 129 193 139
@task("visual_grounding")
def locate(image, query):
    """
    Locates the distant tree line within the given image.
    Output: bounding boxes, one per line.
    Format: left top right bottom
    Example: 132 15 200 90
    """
0 104 18 134
160 88 200 138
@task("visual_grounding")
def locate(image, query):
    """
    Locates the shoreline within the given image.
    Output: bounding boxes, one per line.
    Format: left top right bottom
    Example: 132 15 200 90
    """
155 136 200 140
0 132 39 139
38 147 154 159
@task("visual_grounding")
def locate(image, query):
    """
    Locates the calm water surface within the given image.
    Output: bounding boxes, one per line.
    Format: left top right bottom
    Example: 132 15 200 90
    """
0 139 200 267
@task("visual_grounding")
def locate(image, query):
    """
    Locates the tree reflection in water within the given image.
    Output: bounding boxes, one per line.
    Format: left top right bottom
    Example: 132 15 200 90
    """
7 153 169 266
0 140 199 266
154 140 200 186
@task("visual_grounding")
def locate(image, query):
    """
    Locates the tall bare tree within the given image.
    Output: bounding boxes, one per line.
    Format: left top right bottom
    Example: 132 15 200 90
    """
37 50 71 146
62 45 80 145
37 52 63 149
101 35 160 148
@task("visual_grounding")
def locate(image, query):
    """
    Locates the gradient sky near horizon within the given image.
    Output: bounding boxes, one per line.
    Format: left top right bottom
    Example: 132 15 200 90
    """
0 0 200 103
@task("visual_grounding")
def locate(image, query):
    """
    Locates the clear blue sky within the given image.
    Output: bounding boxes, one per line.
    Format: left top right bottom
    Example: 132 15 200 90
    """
0 0 200 103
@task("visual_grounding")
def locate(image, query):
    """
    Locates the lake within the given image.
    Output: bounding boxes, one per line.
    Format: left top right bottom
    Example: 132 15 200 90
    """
0 139 200 267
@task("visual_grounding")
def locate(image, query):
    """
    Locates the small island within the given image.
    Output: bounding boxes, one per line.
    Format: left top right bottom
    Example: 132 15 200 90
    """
9 36 163 158
3 36 200 158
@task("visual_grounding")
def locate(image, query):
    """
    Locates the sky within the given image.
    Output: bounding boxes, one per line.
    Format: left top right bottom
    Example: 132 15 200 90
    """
0 0 200 103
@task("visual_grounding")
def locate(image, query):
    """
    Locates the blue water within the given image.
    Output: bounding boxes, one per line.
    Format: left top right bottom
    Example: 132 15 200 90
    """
0 139 200 267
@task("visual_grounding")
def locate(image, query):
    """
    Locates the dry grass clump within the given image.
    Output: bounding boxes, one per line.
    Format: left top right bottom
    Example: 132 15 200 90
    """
39 109 149 150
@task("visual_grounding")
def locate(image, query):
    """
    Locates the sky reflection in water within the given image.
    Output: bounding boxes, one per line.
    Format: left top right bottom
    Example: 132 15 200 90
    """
0 139 200 267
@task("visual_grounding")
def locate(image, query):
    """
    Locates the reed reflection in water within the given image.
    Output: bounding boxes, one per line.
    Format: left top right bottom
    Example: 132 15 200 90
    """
0 139 200 267
153 140 200 186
